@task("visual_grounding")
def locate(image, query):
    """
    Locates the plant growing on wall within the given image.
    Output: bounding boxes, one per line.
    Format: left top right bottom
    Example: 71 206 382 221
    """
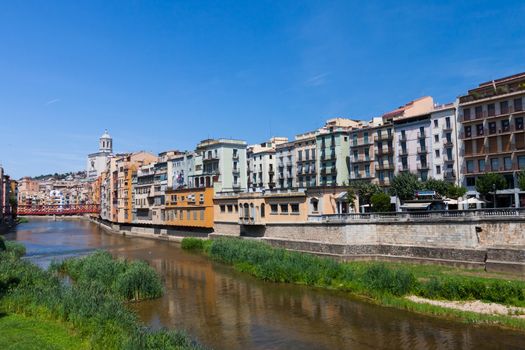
475 173 506 201
370 192 392 212
389 172 421 201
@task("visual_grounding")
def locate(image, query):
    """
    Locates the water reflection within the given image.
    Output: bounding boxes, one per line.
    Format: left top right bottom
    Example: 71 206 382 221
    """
7 219 525 350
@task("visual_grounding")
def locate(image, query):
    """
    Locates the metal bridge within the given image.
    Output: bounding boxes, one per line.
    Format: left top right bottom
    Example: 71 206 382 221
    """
17 204 100 216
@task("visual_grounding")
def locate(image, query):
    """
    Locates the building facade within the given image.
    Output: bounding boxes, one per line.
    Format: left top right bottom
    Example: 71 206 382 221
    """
87 130 113 181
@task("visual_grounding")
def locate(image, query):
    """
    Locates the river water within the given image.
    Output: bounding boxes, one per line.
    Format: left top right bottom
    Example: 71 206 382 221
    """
5 219 525 349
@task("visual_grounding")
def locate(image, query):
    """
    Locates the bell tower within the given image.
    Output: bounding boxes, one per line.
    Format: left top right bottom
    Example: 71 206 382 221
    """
99 129 112 153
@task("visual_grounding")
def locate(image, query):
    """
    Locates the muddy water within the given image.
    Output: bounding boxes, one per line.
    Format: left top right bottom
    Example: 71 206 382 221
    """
6 219 525 349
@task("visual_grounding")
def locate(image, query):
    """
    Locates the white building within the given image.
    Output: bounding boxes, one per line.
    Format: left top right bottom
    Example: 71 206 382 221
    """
86 130 113 180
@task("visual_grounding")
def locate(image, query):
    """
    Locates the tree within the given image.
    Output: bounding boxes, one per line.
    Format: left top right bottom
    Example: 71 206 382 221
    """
518 171 525 191
422 178 450 197
475 173 506 202
371 192 392 212
446 184 467 199
349 180 382 206
346 188 357 208
389 172 421 201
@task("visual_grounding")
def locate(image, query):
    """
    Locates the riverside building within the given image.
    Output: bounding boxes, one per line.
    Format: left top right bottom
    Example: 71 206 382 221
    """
458 72 525 207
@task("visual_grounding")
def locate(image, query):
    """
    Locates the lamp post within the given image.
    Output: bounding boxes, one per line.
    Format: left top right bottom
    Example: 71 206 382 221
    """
492 183 496 209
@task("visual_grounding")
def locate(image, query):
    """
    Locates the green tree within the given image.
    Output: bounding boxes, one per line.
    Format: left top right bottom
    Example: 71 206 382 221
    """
475 173 506 203
517 171 525 191
370 192 392 212
389 172 421 201
349 180 382 206
446 184 467 199
422 178 450 197
346 187 357 208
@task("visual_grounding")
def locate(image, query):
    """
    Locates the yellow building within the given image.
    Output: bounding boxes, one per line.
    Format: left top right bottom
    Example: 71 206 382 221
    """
165 187 214 229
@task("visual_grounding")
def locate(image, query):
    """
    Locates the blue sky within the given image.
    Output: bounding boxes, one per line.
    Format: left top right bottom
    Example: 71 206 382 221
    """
1 1 524 178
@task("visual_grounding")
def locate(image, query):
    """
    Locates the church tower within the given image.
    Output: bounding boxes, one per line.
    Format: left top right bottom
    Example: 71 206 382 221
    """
99 129 113 153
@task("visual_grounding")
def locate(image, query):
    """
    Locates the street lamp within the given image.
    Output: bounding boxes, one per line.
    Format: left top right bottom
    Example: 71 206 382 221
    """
492 183 496 209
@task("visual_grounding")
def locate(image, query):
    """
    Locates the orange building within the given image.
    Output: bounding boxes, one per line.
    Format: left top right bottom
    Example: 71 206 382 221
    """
164 187 214 229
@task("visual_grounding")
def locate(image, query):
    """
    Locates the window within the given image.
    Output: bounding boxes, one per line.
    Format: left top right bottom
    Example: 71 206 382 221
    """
200 210 204 220
353 150 358 161
518 156 525 169
401 130 406 140
270 204 278 213
261 203 265 217
501 119 510 132
365 165 370 177
514 98 523 112
500 101 509 114
233 176 238 185
475 106 482 118
465 126 472 137
193 210 197 220
504 157 512 170
445 117 451 129
364 132 369 144
463 108 471 120
187 210 190 220
478 159 485 172
489 122 496 134
436 165 441 174
291 204 299 213
435 149 440 158
476 124 484 136
434 119 438 127
199 194 204 203
487 103 495 117
466 177 476 186
490 158 499 171
227 205 233 212
364 148 370 160
310 199 319 212
466 160 474 173
280 204 288 213
434 134 439 142
220 205 225 213
298 150 303 161
515 117 524 130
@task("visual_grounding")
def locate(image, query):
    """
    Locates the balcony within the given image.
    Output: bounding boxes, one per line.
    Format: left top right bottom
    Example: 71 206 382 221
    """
417 132 426 139
232 153 239 160
232 168 240 174
443 124 453 132
444 170 456 179
444 157 455 164
443 140 453 148
417 163 429 170
375 147 393 156
399 148 408 156
417 147 428 154
375 163 393 171
375 133 393 142
399 133 407 141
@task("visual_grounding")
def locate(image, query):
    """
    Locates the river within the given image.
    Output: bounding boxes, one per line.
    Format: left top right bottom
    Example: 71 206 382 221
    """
5 218 525 349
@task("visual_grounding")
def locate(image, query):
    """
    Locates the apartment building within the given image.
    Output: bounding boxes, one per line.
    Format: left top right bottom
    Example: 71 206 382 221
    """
165 187 214 229
276 141 296 189
192 139 247 193
168 151 195 190
294 131 317 188
134 162 155 224
247 137 287 191
430 103 460 183
316 118 360 186
348 118 382 184
458 72 525 207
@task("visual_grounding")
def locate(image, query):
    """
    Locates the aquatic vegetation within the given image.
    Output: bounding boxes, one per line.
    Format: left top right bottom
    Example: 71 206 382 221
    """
0 248 205 349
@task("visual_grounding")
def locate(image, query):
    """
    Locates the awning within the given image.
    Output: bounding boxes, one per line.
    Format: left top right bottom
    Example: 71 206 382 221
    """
336 191 348 201
444 199 458 205
400 202 432 209
459 197 487 205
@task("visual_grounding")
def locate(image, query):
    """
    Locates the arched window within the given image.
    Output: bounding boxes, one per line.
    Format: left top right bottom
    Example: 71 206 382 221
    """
250 203 255 219
243 203 250 218
310 198 319 213
260 203 265 217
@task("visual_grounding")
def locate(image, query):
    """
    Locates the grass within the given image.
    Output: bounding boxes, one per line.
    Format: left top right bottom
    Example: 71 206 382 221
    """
0 243 206 350
182 237 525 330
52 251 163 302
0 313 89 350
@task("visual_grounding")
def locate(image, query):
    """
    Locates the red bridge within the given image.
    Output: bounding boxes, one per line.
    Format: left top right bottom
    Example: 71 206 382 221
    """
17 204 100 216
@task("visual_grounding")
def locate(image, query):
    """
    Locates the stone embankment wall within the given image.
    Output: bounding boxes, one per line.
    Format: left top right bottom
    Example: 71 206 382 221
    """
214 216 525 274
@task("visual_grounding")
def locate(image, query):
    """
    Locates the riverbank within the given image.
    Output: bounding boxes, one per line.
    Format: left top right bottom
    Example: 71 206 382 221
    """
182 237 525 331
0 238 205 350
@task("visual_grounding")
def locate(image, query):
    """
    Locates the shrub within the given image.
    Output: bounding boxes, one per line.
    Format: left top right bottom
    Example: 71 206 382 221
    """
181 237 206 250
5 241 26 258
362 264 416 296
115 261 163 301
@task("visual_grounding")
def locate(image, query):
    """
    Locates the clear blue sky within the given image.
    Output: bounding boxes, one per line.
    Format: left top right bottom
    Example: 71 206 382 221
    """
1 1 524 179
